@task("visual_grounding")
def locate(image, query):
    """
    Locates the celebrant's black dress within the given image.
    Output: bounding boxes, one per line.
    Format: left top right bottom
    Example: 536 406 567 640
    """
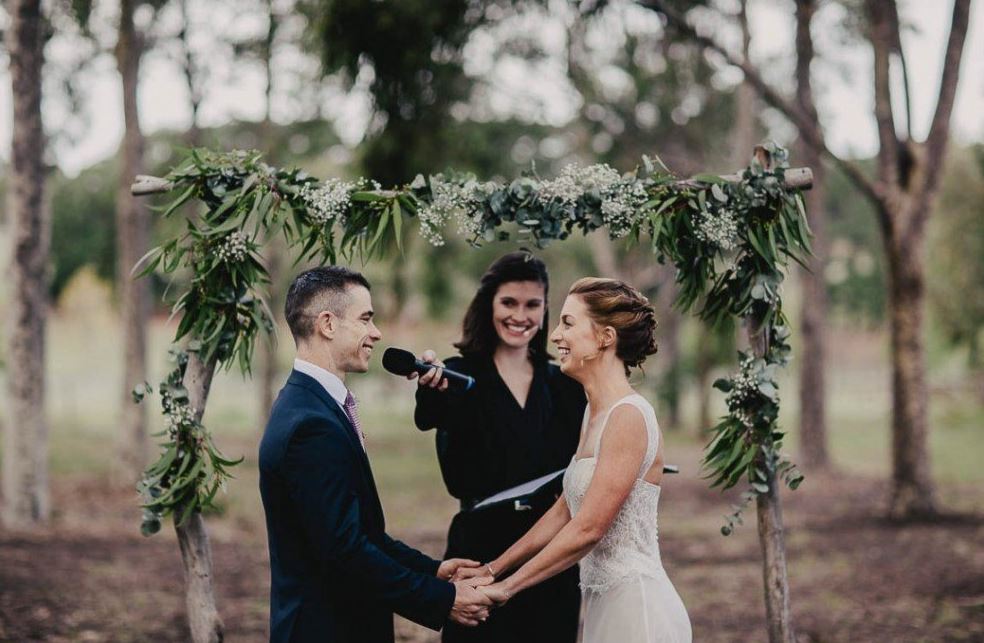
415 353 586 643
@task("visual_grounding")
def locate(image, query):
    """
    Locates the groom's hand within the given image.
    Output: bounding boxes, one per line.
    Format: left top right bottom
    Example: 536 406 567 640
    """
450 579 493 627
410 350 449 391
437 558 481 580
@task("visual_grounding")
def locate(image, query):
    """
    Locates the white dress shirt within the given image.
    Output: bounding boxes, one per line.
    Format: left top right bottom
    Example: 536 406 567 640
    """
293 358 366 451
293 358 348 411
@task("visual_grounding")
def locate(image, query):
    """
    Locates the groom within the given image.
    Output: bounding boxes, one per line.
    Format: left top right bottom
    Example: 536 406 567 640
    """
259 266 492 643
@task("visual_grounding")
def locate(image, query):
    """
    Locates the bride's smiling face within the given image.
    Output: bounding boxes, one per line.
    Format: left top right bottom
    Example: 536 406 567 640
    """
550 294 603 377
492 281 546 350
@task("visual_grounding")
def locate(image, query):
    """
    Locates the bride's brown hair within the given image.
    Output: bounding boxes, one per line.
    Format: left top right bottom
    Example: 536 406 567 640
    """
568 277 658 376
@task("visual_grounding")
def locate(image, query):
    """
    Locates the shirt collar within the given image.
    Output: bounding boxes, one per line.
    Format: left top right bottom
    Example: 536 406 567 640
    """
293 358 348 409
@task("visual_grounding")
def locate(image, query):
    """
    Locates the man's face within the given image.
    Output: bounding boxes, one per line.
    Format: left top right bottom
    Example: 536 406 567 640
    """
329 285 382 374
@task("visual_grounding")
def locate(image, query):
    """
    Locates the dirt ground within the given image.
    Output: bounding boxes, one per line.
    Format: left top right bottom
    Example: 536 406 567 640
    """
1 458 982 643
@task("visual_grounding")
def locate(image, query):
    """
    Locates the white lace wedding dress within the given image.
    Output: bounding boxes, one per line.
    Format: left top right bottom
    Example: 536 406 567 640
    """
563 394 691 643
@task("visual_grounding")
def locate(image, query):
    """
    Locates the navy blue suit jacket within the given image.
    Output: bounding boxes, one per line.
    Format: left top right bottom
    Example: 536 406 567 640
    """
259 370 456 643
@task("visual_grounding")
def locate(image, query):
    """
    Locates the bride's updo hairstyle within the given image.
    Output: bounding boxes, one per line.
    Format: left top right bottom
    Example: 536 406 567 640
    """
569 277 658 376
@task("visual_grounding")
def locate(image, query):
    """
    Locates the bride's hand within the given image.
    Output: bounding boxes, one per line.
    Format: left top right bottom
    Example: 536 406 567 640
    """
479 582 511 607
451 564 489 582
438 558 481 580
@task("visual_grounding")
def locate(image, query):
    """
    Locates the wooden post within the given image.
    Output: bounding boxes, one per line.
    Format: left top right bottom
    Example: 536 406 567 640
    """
132 177 223 642
130 155 812 642
175 350 224 643
748 145 795 643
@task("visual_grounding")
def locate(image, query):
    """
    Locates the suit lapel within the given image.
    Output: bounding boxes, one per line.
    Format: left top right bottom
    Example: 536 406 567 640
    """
286 371 365 458
286 370 385 525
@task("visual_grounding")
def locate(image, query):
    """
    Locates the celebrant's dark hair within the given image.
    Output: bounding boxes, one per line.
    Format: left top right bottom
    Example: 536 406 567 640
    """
455 251 550 363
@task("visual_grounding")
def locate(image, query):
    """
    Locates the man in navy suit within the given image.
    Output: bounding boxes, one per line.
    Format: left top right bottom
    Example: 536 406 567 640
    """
260 266 493 642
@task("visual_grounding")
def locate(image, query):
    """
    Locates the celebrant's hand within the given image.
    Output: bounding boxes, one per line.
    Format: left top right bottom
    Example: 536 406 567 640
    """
438 558 481 580
409 349 449 391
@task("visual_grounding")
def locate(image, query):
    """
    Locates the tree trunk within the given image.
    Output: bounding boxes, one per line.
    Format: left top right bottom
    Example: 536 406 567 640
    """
794 0 830 471
756 473 794 643
257 1 280 426
178 350 224 642
885 229 936 518
116 0 151 479
258 242 282 425
652 274 681 428
178 0 202 146
695 325 713 435
797 151 829 470
2 0 50 529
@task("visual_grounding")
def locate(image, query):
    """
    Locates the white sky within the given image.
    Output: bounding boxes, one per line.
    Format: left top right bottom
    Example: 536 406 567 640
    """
0 0 981 177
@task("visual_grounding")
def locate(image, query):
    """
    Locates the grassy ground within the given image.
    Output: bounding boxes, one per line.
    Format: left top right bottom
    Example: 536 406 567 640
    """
1 306 983 641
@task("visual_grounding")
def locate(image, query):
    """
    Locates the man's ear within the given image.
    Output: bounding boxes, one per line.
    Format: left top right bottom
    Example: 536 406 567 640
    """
315 310 337 340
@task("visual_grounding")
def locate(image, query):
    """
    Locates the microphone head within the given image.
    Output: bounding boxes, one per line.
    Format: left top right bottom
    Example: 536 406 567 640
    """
382 347 418 376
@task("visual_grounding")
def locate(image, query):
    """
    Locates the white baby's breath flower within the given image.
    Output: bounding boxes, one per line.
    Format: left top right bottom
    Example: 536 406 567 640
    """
215 231 249 264
418 178 495 246
600 180 648 239
165 404 198 433
695 207 740 251
300 178 354 225
538 163 622 205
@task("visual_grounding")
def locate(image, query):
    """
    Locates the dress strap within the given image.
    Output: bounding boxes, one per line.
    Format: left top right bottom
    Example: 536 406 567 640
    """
591 395 639 454
593 395 660 477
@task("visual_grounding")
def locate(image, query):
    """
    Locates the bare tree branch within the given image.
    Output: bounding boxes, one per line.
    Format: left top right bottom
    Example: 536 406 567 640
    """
886 2 914 142
923 0 972 196
639 0 885 213
866 0 901 188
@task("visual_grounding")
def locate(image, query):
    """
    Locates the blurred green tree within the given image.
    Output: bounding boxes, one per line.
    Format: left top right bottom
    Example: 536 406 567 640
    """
647 0 974 524
301 0 484 184
49 163 117 298
930 145 984 369
563 0 733 428
824 162 886 324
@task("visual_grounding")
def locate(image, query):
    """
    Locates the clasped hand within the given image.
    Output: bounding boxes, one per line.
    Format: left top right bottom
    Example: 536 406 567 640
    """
438 559 489 626
451 565 511 611
441 560 511 626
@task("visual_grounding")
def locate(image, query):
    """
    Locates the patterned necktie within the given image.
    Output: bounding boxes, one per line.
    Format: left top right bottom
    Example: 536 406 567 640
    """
343 390 366 450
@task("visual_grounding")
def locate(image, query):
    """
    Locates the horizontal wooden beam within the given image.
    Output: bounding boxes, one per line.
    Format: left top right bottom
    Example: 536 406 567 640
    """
131 167 813 197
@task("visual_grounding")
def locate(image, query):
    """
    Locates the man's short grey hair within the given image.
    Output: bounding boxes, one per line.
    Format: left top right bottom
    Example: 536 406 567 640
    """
284 266 370 343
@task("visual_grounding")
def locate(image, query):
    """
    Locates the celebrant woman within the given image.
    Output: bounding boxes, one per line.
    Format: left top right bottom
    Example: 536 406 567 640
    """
413 252 585 643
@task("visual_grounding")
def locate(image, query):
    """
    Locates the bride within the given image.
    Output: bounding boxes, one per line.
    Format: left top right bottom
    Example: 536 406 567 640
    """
461 277 691 642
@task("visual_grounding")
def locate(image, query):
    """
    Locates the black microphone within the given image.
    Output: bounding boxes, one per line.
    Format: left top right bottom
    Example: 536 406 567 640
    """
382 347 476 393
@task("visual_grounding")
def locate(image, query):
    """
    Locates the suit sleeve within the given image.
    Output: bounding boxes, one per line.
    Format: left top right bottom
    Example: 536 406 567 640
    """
380 534 442 576
283 418 455 630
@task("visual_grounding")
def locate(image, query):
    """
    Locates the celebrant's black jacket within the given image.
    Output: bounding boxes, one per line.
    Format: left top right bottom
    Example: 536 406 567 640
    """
260 369 455 643
415 354 586 643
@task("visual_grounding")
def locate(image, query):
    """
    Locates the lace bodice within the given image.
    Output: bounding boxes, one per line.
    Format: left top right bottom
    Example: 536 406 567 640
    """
563 394 664 593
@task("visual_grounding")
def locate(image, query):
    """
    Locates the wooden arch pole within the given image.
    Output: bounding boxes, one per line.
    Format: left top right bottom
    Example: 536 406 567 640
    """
131 151 812 643
749 145 796 643
174 351 224 643
132 168 224 642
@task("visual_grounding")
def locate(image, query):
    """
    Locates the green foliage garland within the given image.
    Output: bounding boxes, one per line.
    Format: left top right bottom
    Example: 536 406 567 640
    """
134 346 243 535
135 144 807 535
